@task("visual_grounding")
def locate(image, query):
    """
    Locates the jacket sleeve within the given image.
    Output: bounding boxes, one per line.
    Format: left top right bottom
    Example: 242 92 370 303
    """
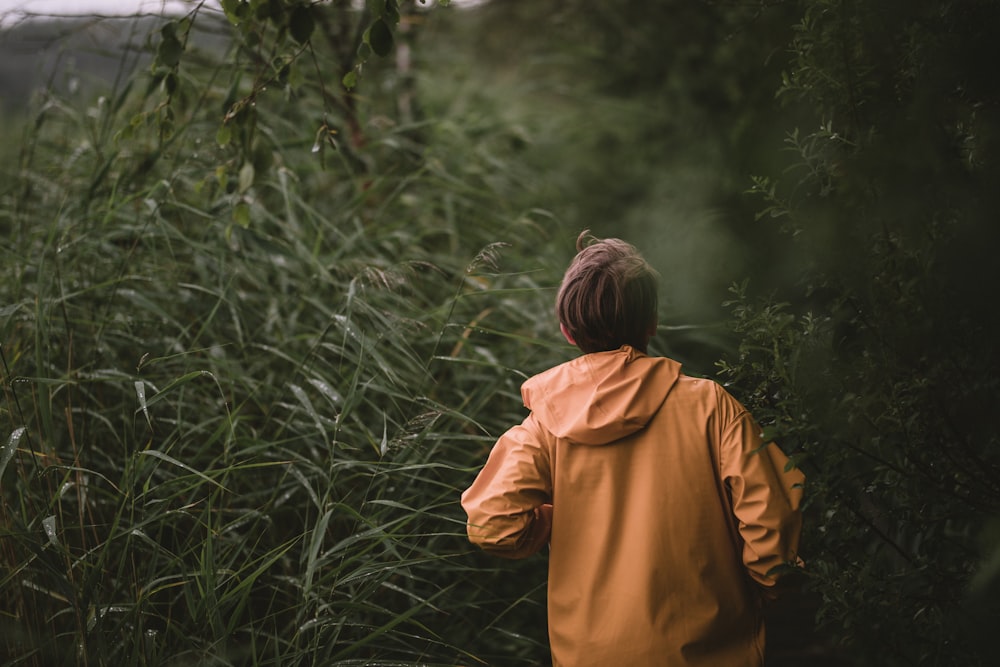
461 414 553 559
717 388 805 590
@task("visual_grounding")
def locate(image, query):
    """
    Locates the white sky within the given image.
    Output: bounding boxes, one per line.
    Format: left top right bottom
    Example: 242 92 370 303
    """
0 1 219 24
0 0 212 14
0 0 482 26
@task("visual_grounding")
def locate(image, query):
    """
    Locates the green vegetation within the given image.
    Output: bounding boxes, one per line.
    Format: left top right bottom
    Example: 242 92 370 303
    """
2 1 998 666
1 3 560 664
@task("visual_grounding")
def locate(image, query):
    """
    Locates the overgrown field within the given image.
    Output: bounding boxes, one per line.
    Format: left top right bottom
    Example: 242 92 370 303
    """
0 5 566 664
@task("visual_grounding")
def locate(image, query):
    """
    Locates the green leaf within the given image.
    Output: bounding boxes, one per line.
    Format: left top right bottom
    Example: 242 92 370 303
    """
220 0 242 24
385 0 401 25
243 30 261 48
138 370 216 409
342 70 357 90
286 62 304 88
254 0 276 20
42 515 59 547
215 165 228 188
216 124 232 147
139 449 230 491
303 508 333 596
135 381 152 428
368 18 394 57
238 162 255 193
234 202 251 228
760 425 781 443
163 72 178 95
289 5 315 44
1 427 25 481
157 34 183 68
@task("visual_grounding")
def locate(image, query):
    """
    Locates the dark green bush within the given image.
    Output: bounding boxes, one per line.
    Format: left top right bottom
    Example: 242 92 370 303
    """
719 1 1000 664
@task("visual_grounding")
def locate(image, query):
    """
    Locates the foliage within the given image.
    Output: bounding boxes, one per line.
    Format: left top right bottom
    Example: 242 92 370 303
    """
1 2 564 664
719 1 1000 664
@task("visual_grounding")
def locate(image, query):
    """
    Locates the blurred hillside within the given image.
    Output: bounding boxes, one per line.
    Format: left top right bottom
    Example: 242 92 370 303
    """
2 17 142 111
0 13 228 114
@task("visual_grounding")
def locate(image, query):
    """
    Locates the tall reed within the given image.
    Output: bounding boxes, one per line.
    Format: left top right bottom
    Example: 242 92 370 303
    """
1 9 565 665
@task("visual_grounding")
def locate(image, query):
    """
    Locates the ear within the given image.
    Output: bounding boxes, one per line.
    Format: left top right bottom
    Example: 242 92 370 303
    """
560 322 576 346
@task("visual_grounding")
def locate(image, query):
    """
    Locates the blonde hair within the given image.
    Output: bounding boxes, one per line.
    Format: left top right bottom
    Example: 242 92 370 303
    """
556 231 659 353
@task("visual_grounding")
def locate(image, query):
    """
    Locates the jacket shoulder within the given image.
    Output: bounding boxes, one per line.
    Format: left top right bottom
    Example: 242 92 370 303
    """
666 375 750 422
668 373 725 400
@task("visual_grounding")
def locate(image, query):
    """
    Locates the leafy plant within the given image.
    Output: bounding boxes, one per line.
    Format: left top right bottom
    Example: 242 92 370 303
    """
719 1 1000 664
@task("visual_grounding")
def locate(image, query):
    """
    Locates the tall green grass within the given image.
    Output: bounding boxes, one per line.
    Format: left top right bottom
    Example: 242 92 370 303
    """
1 10 565 665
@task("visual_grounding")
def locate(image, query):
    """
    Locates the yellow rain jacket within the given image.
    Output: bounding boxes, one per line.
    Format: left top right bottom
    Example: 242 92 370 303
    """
461 346 804 666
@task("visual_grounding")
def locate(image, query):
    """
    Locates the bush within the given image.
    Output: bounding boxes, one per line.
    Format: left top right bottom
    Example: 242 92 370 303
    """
719 1 1000 664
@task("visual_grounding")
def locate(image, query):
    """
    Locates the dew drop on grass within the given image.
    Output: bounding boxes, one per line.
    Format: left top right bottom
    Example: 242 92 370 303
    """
43 515 58 546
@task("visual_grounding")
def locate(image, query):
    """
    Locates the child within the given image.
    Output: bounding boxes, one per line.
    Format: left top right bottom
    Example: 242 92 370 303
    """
461 232 804 666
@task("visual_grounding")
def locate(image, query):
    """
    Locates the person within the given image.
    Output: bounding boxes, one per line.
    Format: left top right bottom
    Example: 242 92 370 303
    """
461 231 805 666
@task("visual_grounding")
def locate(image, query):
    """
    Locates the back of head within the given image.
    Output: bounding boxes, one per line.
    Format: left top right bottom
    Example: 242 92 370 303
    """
556 231 659 354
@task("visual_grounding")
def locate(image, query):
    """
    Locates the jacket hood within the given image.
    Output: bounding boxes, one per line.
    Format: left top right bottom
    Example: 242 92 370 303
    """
521 345 681 446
